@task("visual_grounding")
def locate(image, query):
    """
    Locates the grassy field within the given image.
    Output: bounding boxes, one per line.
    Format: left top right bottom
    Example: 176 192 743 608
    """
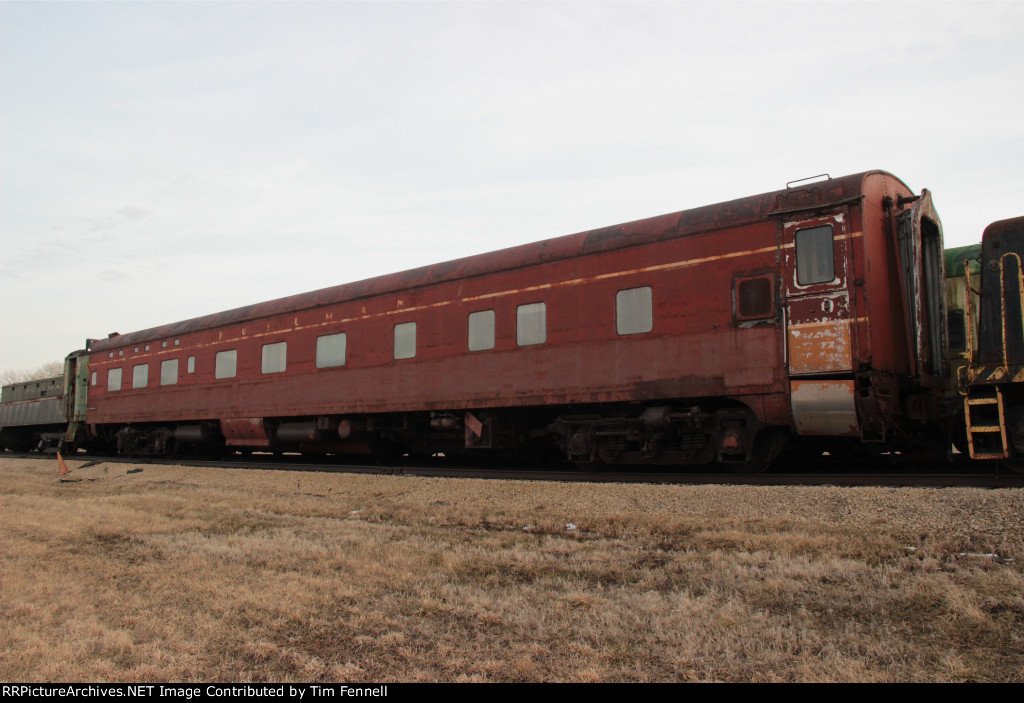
1 456 1022 683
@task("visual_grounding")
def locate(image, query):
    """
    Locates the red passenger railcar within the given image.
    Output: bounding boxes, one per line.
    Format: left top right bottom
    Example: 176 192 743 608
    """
75 170 947 470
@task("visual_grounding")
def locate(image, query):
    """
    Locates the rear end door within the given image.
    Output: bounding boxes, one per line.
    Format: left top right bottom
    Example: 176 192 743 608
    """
782 211 860 436
783 211 854 375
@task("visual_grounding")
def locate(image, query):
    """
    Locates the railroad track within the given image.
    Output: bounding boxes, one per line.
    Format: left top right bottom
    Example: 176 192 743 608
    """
10 451 1024 488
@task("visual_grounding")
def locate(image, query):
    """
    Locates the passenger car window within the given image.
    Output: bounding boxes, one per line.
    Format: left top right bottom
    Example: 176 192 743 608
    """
161 359 179 386
132 364 148 389
468 310 495 351
616 287 653 335
262 342 287 374
317 333 347 368
107 368 122 391
394 322 416 360
517 302 547 346
215 350 237 379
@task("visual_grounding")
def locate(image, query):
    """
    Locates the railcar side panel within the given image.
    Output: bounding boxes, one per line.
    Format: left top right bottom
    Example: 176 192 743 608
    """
85 220 787 423
77 170 946 466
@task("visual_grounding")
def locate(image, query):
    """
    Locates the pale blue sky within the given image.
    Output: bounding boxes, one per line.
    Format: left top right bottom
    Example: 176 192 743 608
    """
2 1 1022 370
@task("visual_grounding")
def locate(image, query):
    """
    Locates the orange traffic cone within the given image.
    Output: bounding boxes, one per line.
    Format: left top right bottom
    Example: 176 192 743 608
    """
57 452 70 475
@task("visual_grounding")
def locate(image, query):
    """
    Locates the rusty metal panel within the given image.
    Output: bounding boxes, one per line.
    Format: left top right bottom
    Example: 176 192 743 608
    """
787 315 853 375
895 189 946 379
220 418 270 447
790 380 859 436
783 212 854 376
722 366 776 388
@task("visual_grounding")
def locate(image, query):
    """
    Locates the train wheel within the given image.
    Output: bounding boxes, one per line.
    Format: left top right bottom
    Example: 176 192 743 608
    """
723 427 788 474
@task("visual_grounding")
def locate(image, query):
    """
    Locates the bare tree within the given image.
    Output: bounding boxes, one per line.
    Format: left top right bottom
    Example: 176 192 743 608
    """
0 361 65 386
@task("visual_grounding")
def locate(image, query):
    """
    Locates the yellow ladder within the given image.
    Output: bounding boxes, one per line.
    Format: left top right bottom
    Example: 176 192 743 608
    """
964 385 1010 459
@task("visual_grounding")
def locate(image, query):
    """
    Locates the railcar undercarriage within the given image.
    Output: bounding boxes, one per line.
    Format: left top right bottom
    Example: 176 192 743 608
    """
41 399 972 474
0 424 65 453
547 402 788 472
72 383 960 471
81 399 791 472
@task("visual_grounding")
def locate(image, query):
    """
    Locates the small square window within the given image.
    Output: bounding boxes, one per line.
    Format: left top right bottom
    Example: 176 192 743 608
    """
736 277 774 319
517 302 546 346
394 322 417 360
468 310 495 351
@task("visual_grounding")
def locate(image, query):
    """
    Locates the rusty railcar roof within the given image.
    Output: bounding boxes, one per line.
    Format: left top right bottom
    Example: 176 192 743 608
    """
982 216 1024 239
89 170 908 352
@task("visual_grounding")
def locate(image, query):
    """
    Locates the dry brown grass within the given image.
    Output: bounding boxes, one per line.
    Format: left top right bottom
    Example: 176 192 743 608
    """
1 456 1022 682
